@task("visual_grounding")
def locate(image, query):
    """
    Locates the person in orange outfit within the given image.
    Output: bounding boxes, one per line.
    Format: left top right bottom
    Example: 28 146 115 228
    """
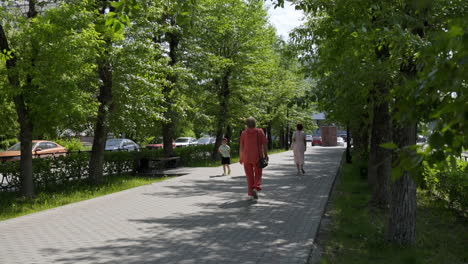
240 117 268 200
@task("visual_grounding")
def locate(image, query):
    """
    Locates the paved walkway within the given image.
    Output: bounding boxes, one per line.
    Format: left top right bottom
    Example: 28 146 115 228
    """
0 146 344 264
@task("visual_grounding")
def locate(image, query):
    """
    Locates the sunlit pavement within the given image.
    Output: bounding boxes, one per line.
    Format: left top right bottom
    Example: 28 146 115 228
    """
0 146 344 264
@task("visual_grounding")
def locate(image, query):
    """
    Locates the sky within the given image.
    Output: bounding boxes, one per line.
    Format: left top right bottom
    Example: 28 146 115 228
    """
267 1 305 41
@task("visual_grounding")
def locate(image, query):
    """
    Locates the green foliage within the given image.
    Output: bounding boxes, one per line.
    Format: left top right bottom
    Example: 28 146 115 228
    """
0 0 101 137
187 0 308 138
0 138 18 151
380 142 398 150
292 0 467 176
423 160 468 214
107 1 167 140
54 138 85 152
320 160 468 263
173 143 239 166
0 98 18 140
103 150 134 175
0 144 240 191
0 151 136 191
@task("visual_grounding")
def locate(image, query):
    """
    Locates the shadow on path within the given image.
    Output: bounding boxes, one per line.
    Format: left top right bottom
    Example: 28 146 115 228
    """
40 148 343 264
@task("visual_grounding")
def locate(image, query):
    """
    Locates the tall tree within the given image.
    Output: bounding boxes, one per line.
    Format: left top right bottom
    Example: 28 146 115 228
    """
152 0 196 157
291 0 467 245
88 0 117 184
87 0 141 183
0 0 99 196
191 0 278 157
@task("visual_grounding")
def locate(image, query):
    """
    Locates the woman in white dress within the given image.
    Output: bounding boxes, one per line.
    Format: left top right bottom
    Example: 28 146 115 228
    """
292 124 307 175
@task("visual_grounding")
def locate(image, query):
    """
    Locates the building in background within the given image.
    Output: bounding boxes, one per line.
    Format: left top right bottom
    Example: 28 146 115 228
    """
311 112 337 146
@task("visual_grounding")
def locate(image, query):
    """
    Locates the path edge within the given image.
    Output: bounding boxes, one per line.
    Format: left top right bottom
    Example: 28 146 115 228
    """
306 151 345 263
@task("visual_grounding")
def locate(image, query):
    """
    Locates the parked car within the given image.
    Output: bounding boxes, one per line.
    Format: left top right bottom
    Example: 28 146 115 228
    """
105 138 139 151
312 136 322 146
196 137 215 145
338 134 348 142
417 135 427 144
0 140 67 161
146 137 176 150
337 137 345 146
306 134 313 142
174 137 197 148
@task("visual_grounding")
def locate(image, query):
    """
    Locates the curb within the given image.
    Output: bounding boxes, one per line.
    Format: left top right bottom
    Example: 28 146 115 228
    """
306 151 345 263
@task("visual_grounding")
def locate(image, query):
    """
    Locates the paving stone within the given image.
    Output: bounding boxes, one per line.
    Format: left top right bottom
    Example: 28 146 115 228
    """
0 147 343 264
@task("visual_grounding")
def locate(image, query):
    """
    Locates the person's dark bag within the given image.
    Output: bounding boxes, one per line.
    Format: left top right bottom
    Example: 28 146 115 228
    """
258 156 269 169
257 130 268 168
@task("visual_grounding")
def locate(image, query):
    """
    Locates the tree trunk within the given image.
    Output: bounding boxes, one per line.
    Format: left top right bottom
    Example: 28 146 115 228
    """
345 125 352 163
14 95 35 197
353 117 369 159
284 109 290 150
266 122 272 150
387 51 419 244
89 53 113 184
88 1 115 184
387 122 417 244
212 69 230 159
213 123 224 159
368 83 392 208
284 128 290 150
279 125 285 149
162 18 179 157
350 118 369 179
1 12 36 198
162 121 175 157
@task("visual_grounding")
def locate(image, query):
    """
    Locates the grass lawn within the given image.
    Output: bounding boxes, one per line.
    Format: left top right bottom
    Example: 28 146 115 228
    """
0 174 173 221
317 162 468 264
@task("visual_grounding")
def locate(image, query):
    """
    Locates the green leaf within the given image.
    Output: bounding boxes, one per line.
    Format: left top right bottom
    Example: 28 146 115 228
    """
107 11 117 18
391 165 403 180
113 21 124 33
380 142 397 150
110 1 123 8
429 132 444 149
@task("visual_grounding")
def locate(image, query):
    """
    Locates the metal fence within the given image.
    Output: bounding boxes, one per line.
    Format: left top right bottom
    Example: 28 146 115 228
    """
0 149 136 192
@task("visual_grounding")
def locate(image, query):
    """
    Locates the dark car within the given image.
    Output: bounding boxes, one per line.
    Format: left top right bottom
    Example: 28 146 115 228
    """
312 136 322 146
105 138 140 151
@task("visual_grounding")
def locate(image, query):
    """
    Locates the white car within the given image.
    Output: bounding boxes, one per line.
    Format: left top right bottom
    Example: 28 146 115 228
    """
105 138 140 151
174 137 197 148
337 137 345 146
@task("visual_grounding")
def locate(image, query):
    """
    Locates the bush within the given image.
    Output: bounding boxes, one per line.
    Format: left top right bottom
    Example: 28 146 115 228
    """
0 138 18 151
0 144 241 192
174 143 239 166
0 150 138 192
55 138 85 152
423 160 468 213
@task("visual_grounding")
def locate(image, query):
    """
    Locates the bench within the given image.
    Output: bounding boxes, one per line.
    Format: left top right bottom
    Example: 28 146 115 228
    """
136 156 180 173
